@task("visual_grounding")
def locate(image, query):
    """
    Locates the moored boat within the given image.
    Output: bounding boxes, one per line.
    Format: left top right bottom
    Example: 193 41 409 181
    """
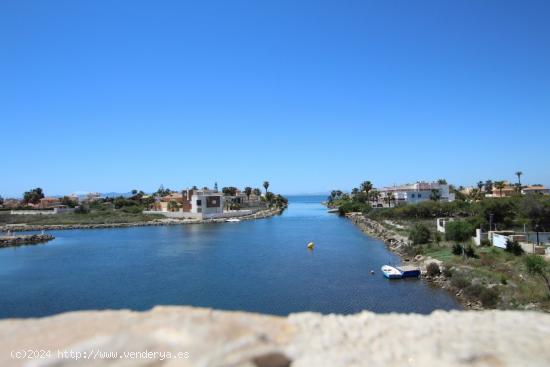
225 218 241 223
381 265 403 279
397 265 421 278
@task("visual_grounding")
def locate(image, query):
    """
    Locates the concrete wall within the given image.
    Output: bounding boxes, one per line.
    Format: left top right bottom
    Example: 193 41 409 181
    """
472 228 488 246
436 218 454 233
143 209 257 220
10 207 75 215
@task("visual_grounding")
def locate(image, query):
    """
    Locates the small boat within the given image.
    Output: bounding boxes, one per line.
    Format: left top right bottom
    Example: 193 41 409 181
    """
381 265 403 279
327 208 339 214
397 265 421 278
225 218 241 223
307 242 315 250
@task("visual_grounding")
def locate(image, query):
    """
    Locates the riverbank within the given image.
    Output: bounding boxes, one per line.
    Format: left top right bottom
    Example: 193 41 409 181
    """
0 207 285 233
0 233 55 248
346 212 487 310
1 306 549 367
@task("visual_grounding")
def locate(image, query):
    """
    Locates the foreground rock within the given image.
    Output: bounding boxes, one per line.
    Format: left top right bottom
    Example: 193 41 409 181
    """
1 306 549 366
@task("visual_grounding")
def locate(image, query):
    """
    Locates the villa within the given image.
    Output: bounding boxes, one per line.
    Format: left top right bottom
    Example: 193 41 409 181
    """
143 187 270 220
521 185 550 195
378 181 455 205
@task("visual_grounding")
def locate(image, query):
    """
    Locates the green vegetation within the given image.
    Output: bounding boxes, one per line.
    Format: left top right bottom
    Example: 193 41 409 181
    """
524 255 550 296
409 224 431 245
445 221 474 242
23 188 45 204
426 262 440 277
505 239 525 256
0 210 162 226
327 178 550 310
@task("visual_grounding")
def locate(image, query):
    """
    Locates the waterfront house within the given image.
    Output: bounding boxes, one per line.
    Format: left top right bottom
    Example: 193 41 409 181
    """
491 182 516 198
38 197 62 209
1 199 22 209
521 185 550 195
190 190 224 215
146 188 227 218
378 181 455 206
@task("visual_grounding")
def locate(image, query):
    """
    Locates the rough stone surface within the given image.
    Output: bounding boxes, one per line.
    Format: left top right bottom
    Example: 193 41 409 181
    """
1 306 549 366
0 234 54 248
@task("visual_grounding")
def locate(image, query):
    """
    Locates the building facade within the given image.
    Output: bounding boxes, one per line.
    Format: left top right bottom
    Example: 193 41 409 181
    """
379 181 455 205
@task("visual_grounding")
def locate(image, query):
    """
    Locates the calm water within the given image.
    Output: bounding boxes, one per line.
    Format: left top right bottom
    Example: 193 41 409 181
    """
0 196 460 318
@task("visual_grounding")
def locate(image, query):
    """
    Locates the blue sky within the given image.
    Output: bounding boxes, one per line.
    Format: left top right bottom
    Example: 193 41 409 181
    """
1 0 549 197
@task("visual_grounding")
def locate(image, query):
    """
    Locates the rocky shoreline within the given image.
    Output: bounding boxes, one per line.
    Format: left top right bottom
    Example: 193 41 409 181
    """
346 212 483 310
0 207 285 233
0 233 55 248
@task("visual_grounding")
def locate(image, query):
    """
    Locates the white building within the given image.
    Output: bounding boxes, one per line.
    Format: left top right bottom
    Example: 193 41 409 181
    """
190 190 224 215
379 181 455 205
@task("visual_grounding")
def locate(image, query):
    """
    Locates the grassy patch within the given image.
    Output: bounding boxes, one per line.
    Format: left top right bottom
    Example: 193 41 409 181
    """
0 210 163 226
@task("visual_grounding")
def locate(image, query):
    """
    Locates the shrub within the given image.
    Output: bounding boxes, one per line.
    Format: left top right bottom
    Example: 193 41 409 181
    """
505 239 524 256
74 204 90 214
452 243 464 256
338 201 370 215
464 284 484 298
500 275 508 285
451 274 470 289
408 224 431 245
445 220 474 242
121 206 143 214
464 245 478 258
442 267 453 278
479 287 499 308
426 262 441 277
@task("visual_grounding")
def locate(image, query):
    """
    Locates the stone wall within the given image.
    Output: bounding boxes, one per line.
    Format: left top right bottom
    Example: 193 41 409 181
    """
0 306 548 366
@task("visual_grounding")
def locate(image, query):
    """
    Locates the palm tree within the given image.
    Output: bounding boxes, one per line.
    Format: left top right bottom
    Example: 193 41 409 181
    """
494 181 506 198
484 180 493 194
515 171 523 191
385 192 395 207
244 187 252 200
263 181 270 194
370 190 380 204
477 181 484 191
360 181 373 198
253 188 262 196
360 181 373 193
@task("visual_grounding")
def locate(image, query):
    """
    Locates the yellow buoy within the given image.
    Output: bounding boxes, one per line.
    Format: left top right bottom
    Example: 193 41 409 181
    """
307 242 315 249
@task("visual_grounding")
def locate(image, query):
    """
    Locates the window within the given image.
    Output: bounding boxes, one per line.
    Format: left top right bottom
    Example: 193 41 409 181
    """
411 194 415 198
196 199 202 206
418 194 422 198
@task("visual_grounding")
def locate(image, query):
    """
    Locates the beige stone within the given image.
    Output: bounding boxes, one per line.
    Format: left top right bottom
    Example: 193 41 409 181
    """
0 306 549 367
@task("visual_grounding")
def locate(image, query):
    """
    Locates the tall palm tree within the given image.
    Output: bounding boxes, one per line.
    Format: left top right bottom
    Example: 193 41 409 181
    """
385 192 395 207
263 181 270 194
360 181 373 199
477 181 484 191
515 171 523 190
494 181 506 198
244 187 252 200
